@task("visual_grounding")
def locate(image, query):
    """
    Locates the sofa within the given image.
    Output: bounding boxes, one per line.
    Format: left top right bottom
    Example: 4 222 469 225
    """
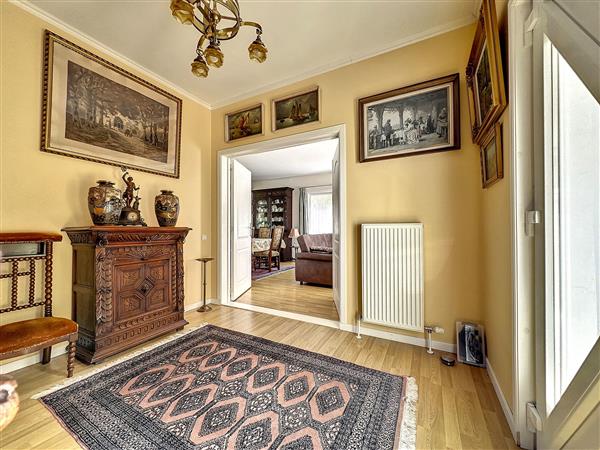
295 234 333 287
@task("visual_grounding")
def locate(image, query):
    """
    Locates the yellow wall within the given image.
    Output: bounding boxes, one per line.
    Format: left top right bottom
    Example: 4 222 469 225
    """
0 3 213 366
211 25 484 345
1 2 515 392
480 0 514 411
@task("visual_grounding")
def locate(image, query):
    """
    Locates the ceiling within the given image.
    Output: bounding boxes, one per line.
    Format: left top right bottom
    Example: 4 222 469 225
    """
235 139 338 181
27 0 477 108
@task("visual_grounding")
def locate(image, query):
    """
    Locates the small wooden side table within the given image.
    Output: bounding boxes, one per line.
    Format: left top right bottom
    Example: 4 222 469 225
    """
196 257 214 312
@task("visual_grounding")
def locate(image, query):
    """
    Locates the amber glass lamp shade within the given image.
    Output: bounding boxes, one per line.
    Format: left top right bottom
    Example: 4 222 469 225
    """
204 43 224 68
248 36 268 63
191 55 209 78
170 0 195 25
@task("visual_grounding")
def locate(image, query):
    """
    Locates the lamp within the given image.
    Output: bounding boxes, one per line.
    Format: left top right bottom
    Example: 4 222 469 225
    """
288 228 300 260
169 0 267 78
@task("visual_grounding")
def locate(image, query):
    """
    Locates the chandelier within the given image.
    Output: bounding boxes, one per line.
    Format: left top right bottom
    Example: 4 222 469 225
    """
170 0 267 78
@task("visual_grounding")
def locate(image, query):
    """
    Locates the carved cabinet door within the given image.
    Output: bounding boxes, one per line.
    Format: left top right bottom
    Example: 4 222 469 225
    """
114 257 172 323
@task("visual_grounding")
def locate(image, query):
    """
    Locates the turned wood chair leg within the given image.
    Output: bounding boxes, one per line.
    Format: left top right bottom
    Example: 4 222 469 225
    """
41 347 51 364
67 340 76 378
268 255 272 272
277 256 280 270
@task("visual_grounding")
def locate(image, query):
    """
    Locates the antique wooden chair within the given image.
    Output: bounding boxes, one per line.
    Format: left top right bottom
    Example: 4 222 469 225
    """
254 226 284 272
0 233 78 377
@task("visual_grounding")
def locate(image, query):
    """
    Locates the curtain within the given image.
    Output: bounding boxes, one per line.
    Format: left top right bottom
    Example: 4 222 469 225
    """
298 188 308 234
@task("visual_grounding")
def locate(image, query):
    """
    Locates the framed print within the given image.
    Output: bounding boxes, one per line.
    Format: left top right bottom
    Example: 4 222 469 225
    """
456 321 486 367
225 103 263 142
42 31 182 178
358 73 460 163
480 123 503 188
466 0 507 144
271 87 320 131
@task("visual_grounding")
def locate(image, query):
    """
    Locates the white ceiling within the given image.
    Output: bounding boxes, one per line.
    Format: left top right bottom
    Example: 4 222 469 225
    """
235 139 338 181
26 0 477 108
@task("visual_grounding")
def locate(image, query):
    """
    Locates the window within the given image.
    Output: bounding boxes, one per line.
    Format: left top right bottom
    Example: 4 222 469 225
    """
307 189 332 234
548 45 600 405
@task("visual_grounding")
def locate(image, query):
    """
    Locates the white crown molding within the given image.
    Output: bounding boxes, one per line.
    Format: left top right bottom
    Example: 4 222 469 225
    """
210 14 476 109
8 0 212 109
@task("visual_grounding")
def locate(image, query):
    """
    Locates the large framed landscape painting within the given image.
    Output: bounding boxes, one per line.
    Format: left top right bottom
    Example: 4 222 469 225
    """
225 103 263 142
359 74 460 163
42 31 182 178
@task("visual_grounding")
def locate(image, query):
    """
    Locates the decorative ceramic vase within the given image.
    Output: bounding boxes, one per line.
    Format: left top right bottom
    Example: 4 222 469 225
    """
154 190 179 227
88 180 124 225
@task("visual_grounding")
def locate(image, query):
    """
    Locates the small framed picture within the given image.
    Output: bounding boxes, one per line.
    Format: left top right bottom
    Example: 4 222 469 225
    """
225 103 264 142
358 74 461 163
465 0 507 144
271 86 320 132
480 123 503 188
456 321 486 367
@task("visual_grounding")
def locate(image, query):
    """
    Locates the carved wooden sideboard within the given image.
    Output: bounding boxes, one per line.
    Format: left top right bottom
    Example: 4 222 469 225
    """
63 226 190 363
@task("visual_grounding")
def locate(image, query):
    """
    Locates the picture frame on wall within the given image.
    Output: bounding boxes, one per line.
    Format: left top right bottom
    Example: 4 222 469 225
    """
456 321 486 367
225 103 264 142
41 30 182 178
465 0 507 144
271 86 320 132
480 123 503 188
358 73 461 163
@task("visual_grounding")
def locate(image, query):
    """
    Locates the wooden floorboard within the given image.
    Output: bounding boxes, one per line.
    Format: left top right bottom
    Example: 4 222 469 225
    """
236 263 339 321
0 306 518 449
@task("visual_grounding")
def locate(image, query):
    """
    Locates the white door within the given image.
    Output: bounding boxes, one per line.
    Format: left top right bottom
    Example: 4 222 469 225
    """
231 160 252 300
332 140 341 315
532 2 600 448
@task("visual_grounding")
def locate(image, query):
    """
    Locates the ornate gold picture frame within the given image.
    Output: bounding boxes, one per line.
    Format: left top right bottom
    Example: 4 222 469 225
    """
480 123 503 188
466 0 507 144
42 31 182 178
224 103 264 142
271 86 320 132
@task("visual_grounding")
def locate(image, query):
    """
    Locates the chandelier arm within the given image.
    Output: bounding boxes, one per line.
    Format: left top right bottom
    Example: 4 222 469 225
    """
195 35 207 54
216 26 241 40
240 21 263 33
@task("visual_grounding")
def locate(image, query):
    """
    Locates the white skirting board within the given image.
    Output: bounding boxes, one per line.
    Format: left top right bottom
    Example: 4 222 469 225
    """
338 323 456 353
486 357 517 441
0 299 219 374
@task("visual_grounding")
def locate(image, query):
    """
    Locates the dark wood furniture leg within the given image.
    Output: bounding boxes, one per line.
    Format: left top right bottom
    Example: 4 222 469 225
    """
67 339 76 378
41 347 51 364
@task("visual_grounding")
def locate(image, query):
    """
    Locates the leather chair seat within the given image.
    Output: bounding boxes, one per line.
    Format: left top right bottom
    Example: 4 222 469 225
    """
0 317 78 356
254 250 279 257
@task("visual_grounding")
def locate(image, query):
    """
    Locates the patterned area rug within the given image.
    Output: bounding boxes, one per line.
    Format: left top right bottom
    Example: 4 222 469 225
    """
36 325 417 450
251 265 295 281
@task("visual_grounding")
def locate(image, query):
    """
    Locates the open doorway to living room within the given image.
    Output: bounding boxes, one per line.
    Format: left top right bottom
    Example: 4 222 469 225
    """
217 125 346 326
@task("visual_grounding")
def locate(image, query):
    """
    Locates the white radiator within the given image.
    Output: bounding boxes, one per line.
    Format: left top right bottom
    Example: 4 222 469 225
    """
361 223 424 331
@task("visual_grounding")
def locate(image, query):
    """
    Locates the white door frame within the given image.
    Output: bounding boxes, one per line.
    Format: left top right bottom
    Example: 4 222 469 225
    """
217 124 347 327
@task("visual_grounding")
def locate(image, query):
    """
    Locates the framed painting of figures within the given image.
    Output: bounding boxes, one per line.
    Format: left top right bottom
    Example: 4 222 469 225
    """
225 103 263 142
465 0 507 144
358 73 460 163
41 31 182 178
272 87 320 131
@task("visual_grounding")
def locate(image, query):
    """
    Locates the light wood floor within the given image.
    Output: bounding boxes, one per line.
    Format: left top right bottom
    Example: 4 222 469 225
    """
236 263 339 321
1 306 517 450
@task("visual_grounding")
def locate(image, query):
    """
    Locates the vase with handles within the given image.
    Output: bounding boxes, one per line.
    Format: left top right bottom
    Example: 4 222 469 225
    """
155 190 180 227
88 180 124 225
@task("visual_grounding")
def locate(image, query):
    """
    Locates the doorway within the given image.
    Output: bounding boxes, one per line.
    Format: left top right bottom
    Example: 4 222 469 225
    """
217 125 347 327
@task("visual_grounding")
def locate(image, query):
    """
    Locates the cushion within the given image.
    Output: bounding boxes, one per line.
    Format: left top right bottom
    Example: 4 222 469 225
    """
0 317 78 356
254 250 279 257
297 234 333 252
310 246 333 254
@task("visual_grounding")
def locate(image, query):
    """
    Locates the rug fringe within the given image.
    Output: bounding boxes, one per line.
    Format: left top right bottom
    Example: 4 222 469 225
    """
31 324 209 399
398 376 418 450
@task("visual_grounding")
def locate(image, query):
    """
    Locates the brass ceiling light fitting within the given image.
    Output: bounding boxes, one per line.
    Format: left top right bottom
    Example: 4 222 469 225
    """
170 0 267 78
